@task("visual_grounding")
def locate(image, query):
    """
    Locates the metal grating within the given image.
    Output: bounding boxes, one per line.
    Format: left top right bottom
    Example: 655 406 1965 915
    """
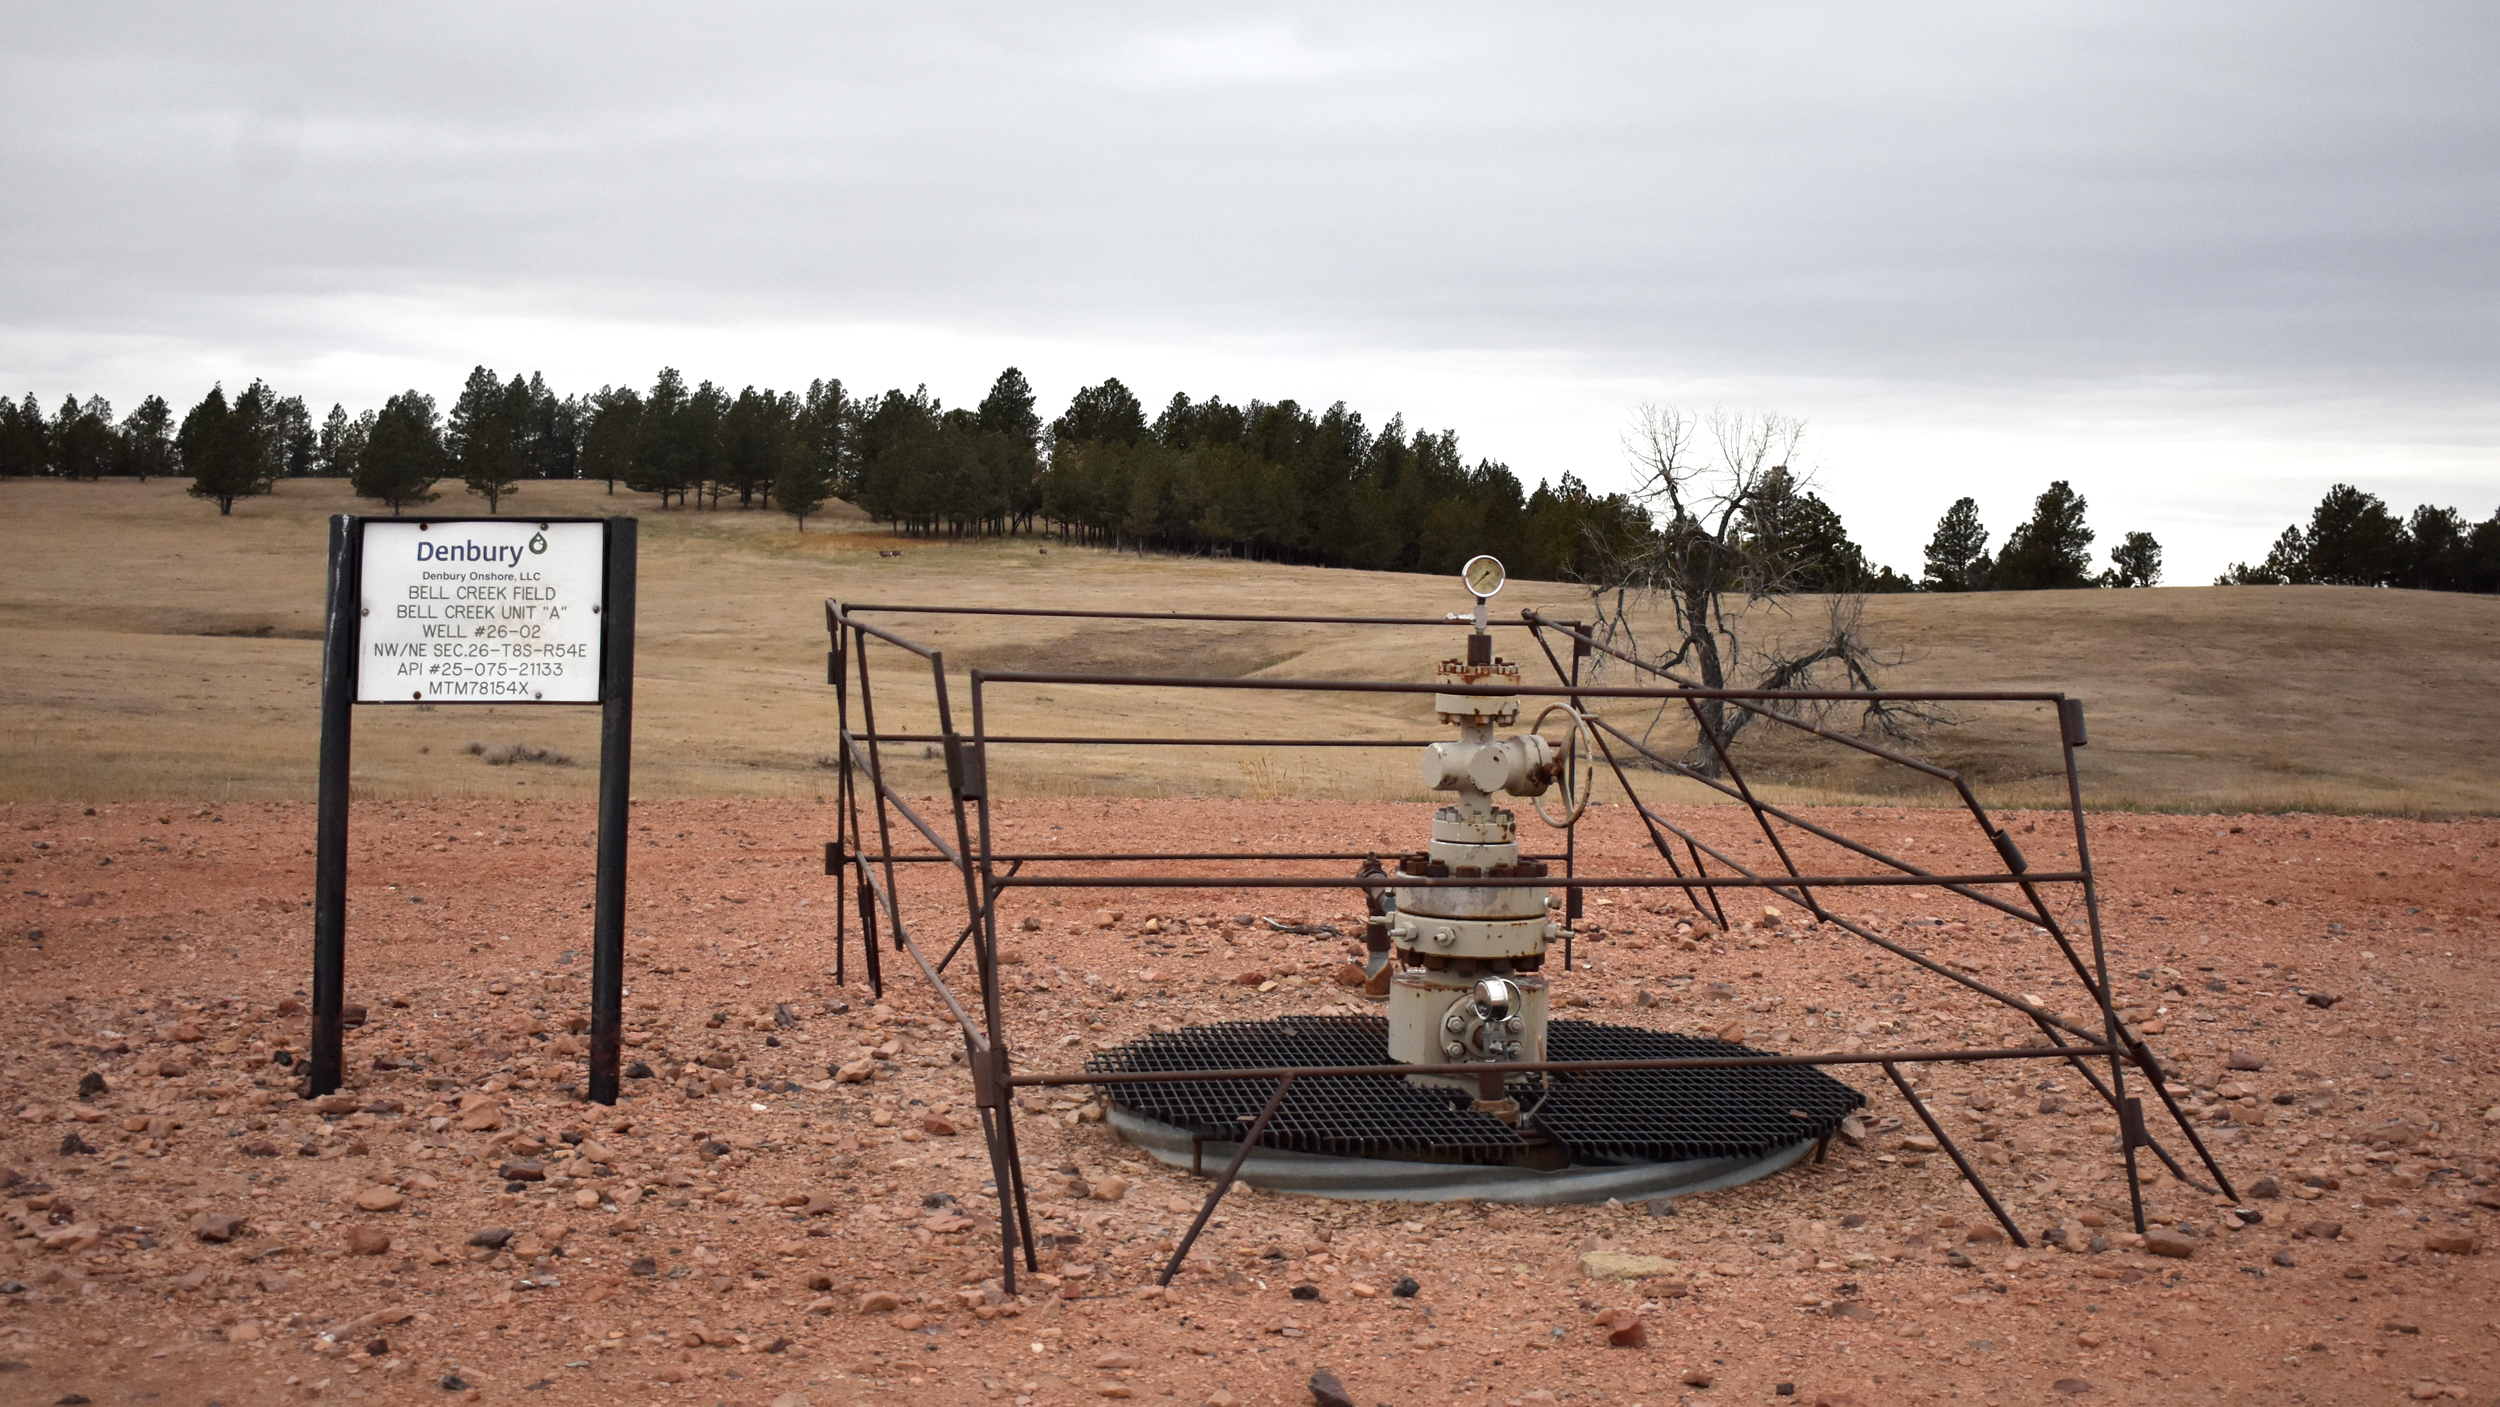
1532 1022 1865 1162
1088 1016 1527 1162
1087 1014 1863 1168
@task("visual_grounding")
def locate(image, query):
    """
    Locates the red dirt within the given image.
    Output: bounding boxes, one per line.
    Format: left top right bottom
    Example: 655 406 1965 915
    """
0 796 2495 1406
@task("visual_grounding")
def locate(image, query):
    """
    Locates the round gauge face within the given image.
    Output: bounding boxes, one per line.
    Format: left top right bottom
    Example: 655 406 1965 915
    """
1462 554 1506 598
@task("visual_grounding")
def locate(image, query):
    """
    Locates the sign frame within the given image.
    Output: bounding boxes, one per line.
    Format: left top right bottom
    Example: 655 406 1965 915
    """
354 516 613 706
308 514 638 1105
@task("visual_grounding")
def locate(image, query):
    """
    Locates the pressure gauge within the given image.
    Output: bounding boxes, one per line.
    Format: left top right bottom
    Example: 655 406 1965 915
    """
1462 554 1506 599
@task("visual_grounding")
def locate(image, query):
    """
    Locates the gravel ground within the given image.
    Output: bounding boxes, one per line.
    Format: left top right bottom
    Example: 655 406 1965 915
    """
0 796 2494 1407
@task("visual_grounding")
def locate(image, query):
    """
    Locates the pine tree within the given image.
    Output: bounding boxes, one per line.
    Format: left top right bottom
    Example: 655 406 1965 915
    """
119 395 175 480
1992 481 2096 590
180 382 279 514
774 426 831 531
2301 484 2404 585
579 385 643 495
1920 497 1991 591
270 395 316 478
447 365 524 512
2105 531 2162 588
355 391 446 516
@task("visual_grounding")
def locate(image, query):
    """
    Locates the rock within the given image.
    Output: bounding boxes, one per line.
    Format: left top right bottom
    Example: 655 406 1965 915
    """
921 1114 958 1137
2302 991 2340 1009
2246 1176 2280 1199
467 1227 513 1248
1681 1368 1714 1387
2224 1050 2266 1072
1205 1393 1240 1407
2301 1221 2343 1241
354 1187 406 1212
1097 1389 1134 1401
1391 1277 1419 1298
2423 1231 2481 1255
1232 970 1268 987
1592 1308 1646 1348
2385 1318 2421 1334
1331 963 1367 988
2052 1380 2094 1396
1094 1352 1142 1370
2272 1250 2297 1268
834 1059 875 1084
1307 1369 1355 1407
1091 1177 1130 1202
193 1211 248 1243
496 1159 546 1182
74 1073 105 1101
2144 1229 2196 1259
856 1290 901 1313
2410 1384 2445 1402
770 1394 816 1407
344 1225 392 1256
312 1093 359 1115
1580 1252 1679 1280
455 1103 504 1132
623 1060 653 1079
56 1134 93 1157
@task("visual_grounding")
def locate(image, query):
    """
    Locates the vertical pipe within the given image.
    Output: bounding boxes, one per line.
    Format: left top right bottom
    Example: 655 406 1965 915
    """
1562 624 1582 971
829 605 849 988
2054 702 2142 1228
853 623 904 979
587 518 637 1106
307 514 362 1098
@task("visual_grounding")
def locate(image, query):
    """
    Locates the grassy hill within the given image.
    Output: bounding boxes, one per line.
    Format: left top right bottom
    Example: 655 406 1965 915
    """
1 476 2493 814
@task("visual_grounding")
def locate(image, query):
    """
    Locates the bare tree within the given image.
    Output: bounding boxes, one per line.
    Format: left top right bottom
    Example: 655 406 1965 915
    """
1584 405 1933 776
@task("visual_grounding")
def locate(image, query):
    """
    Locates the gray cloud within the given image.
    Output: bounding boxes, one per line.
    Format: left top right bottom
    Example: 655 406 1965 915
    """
2 3 2494 576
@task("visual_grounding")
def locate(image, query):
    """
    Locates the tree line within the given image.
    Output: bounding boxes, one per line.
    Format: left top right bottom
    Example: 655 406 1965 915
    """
0 366 1665 579
1915 481 2165 591
8 370 2492 595
2213 484 2500 592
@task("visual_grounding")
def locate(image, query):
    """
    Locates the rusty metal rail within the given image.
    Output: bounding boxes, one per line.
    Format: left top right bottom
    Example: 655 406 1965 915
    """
819 597 2232 1295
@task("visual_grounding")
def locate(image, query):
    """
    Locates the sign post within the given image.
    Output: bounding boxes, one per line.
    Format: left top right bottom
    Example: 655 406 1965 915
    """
588 518 635 1105
307 514 635 1103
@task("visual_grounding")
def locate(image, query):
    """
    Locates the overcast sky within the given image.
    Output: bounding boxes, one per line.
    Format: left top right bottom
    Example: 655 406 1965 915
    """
4 4 2494 580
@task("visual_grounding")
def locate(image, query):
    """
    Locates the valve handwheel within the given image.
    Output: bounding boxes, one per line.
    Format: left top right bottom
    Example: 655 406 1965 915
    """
1529 701 1596 829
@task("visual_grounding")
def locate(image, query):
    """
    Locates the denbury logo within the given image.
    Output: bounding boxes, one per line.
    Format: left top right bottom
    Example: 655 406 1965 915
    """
415 539 528 568
528 532 548 555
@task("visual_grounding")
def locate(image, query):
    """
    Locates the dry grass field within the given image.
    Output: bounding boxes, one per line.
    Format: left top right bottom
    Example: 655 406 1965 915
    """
2 476 2495 814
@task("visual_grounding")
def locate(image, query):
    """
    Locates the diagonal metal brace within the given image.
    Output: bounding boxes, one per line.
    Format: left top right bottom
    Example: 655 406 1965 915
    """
1158 1074 1294 1286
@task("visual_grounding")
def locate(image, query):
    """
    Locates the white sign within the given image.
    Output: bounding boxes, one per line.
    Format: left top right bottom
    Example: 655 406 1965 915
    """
357 520 606 704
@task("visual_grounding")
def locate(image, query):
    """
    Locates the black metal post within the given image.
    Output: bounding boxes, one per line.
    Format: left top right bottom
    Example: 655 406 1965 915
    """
307 515 362 1098
587 518 637 1105
1562 621 1582 970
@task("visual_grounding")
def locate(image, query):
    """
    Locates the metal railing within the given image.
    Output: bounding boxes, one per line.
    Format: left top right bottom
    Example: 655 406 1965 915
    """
819 599 2235 1294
